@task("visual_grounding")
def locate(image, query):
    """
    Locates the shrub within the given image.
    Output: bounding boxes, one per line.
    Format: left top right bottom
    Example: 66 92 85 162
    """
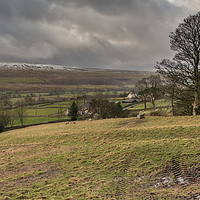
0 111 11 132
0 121 4 133
173 103 193 116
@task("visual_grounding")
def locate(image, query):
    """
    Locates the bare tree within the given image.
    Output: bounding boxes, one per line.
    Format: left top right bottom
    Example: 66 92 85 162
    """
136 79 149 109
57 106 63 120
146 75 162 110
15 100 27 126
0 94 12 108
9 110 17 127
156 12 200 115
161 77 176 116
137 75 162 110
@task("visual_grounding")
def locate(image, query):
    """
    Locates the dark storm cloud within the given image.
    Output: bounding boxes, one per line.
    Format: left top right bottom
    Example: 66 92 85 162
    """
13 0 51 21
55 0 137 16
0 1 12 21
0 0 199 70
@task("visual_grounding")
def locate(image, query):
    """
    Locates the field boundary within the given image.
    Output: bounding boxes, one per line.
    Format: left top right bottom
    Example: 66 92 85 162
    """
4 119 68 132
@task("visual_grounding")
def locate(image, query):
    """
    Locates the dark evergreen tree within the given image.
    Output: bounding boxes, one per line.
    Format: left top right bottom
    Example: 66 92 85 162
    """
113 102 123 117
69 102 78 121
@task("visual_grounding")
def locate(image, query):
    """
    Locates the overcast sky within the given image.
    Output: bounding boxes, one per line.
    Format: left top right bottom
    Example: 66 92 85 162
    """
0 0 200 70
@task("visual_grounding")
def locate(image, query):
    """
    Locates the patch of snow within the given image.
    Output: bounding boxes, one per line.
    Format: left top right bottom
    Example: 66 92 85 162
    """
162 177 173 184
0 62 81 71
176 177 188 184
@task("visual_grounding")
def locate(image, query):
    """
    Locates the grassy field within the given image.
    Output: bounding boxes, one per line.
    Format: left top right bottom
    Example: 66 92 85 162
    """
129 99 172 115
13 117 59 127
0 116 199 199
26 107 66 117
6 97 173 127
130 99 171 110
8 100 78 126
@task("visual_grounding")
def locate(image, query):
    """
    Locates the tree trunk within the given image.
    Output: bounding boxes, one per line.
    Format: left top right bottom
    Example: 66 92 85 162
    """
20 117 23 126
151 97 156 110
152 100 155 110
171 96 175 116
193 90 198 115
193 63 199 116
144 96 147 109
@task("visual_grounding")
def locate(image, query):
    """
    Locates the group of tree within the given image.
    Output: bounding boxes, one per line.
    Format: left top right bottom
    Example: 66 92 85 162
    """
68 97 125 121
89 97 124 119
155 12 200 115
136 75 163 110
0 95 27 132
132 12 200 116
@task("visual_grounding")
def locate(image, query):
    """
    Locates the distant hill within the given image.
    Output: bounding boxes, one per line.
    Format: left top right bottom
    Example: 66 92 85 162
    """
0 62 86 71
0 62 154 92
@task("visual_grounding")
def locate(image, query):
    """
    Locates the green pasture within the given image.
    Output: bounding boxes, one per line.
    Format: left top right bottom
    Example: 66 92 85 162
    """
130 99 171 111
13 117 60 126
25 107 66 117
0 116 199 199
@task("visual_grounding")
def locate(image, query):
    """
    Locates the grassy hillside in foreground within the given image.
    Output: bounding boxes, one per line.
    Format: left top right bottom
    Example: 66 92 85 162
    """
0 116 199 199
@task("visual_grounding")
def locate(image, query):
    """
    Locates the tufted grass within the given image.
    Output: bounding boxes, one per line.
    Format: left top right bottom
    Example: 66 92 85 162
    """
0 116 199 199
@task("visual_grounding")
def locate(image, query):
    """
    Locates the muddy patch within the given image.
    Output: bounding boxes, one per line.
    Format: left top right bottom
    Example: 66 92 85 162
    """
112 157 200 199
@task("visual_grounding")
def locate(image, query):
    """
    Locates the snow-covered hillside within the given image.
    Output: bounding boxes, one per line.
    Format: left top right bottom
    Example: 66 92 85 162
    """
0 62 154 76
0 62 82 71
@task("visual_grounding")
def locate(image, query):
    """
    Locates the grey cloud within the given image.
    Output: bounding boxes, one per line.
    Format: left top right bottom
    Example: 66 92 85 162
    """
13 0 51 21
0 1 13 21
0 0 198 70
49 0 137 16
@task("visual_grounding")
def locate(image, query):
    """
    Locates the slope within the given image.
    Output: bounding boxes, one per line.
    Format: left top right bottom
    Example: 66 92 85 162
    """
0 116 199 199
